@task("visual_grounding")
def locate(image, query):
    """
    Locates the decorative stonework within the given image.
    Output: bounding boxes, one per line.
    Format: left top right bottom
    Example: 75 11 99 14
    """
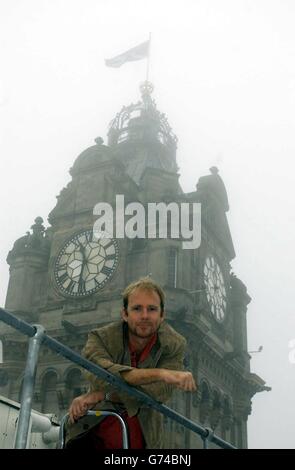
7 217 51 261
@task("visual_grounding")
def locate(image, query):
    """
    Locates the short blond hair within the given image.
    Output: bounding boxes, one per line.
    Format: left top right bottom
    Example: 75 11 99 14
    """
122 277 165 313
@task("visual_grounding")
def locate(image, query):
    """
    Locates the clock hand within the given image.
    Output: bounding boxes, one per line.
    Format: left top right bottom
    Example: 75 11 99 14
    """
78 241 91 264
74 242 87 287
78 254 88 282
78 241 86 260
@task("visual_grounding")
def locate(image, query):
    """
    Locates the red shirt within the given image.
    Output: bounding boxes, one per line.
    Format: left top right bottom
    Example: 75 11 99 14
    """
91 333 157 449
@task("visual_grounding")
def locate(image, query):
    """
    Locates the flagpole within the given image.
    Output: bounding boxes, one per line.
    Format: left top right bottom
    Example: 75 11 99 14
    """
146 32 151 82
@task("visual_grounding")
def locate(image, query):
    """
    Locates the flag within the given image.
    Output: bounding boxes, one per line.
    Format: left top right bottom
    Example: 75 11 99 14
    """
105 40 149 68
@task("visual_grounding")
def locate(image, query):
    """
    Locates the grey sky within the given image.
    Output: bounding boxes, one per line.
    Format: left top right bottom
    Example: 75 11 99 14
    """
0 0 294 448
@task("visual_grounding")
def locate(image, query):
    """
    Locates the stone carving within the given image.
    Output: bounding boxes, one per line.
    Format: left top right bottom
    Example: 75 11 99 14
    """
9 217 50 257
196 167 229 212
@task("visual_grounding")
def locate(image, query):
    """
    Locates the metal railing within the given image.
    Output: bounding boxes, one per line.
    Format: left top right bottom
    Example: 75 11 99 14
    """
0 307 236 449
59 410 129 449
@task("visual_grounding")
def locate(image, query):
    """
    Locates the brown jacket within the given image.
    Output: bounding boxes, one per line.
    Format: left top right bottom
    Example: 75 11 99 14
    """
65 320 186 449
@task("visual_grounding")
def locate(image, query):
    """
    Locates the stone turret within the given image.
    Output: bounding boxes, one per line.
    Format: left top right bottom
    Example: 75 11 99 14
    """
5 217 50 316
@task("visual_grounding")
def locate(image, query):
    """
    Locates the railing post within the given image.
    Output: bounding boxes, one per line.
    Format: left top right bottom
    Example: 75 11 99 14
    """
202 427 214 449
14 324 45 449
89 411 129 449
58 411 129 449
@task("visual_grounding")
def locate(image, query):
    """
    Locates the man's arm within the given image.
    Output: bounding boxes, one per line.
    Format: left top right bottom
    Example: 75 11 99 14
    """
82 330 134 392
82 329 196 407
121 339 196 403
121 365 196 391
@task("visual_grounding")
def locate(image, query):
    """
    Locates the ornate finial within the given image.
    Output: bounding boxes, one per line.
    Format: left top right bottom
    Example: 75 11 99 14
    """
95 136 104 145
210 166 219 175
107 82 177 150
31 217 45 236
140 81 154 111
139 80 154 97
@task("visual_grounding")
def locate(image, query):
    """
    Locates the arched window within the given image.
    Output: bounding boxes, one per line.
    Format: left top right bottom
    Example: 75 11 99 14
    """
210 389 221 430
65 368 84 405
221 396 233 441
199 381 211 423
41 370 58 414
230 420 236 447
223 396 232 429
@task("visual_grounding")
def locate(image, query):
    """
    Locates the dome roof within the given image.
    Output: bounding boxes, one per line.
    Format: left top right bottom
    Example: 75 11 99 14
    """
70 138 112 174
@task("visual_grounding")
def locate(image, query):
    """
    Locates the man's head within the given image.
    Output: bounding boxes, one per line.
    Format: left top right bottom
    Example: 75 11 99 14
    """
121 277 165 339
122 277 165 313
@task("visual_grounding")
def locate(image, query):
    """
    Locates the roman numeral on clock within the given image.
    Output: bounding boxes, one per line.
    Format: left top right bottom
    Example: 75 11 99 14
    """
58 272 68 284
78 280 86 295
101 265 113 276
67 280 76 294
105 254 115 261
58 263 67 271
85 231 93 242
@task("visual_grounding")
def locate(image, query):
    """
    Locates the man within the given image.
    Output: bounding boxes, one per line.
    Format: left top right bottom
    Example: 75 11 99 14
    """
65 277 197 449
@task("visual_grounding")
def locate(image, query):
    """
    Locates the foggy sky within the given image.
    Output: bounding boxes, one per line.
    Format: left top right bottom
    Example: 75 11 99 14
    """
0 0 294 448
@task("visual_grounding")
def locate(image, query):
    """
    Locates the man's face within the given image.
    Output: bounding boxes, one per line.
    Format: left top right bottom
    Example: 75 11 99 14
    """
122 288 164 339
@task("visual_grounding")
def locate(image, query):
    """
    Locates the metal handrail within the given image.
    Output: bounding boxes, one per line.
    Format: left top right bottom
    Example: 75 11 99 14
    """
59 410 129 449
0 307 236 449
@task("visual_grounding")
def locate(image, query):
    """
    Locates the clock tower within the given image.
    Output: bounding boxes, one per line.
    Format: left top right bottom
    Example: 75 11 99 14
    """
0 82 269 448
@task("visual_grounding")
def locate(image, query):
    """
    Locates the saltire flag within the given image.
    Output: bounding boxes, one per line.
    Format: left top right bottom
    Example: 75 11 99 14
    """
105 40 149 68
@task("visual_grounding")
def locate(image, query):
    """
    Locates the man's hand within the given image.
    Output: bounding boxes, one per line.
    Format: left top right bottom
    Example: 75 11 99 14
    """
161 370 197 391
68 390 105 424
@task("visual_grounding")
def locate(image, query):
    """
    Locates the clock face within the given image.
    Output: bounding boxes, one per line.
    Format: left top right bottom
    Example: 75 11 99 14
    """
203 256 227 322
54 230 119 297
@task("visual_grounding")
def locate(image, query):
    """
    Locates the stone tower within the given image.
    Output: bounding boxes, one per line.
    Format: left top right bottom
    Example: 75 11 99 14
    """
0 82 269 448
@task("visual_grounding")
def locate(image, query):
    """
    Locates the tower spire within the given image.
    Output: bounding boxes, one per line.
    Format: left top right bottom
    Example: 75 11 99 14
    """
139 80 154 110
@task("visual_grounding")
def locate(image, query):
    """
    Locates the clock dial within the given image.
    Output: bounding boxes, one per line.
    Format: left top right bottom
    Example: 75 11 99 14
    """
203 256 227 322
54 230 119 297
